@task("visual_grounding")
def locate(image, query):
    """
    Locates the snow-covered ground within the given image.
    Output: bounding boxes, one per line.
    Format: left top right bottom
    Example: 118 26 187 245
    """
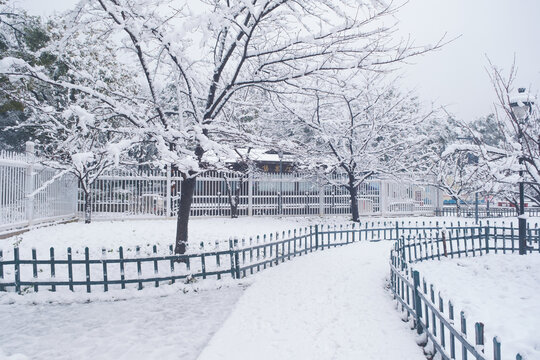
1 215 484 255
414 253 540 360
0 283 246 360
0 224 426 360
199 241 425 360
1 216 538 359
2 217 353 254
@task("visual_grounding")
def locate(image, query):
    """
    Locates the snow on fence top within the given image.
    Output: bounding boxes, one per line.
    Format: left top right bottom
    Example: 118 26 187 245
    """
390 223 539 360
1 147 78 233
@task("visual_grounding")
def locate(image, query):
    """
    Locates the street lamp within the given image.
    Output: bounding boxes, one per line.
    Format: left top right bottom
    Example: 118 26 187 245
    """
509 87 534 255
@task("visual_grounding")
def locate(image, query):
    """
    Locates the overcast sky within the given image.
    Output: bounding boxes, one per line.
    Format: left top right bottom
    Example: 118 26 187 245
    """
13 0 540 122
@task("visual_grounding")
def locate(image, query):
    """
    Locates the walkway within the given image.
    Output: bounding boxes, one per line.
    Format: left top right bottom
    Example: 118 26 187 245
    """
198 241 425 360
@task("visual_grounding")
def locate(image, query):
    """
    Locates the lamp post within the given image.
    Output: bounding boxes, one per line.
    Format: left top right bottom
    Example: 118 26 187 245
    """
509 88 534 255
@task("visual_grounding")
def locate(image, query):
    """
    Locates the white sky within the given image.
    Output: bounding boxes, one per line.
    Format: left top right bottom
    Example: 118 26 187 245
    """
13 0 540 122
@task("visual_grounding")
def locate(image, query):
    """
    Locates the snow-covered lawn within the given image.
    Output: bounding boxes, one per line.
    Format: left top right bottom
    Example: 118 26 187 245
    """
1 215 480 255
2 217 354 255
0 283 245 360
198 241 425 360
413 253 540 360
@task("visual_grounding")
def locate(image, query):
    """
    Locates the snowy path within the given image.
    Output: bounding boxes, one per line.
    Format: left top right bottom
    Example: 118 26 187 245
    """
0 286 244 360
198 241 425 360
1 236 425 360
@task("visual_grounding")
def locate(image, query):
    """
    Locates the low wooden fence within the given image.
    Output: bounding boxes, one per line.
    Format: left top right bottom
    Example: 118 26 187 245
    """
390 223 539 360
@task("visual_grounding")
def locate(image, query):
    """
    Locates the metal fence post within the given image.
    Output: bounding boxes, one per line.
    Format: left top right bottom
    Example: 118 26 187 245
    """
475 322 484 354
228 239 236 279
248 173 253 217
318 180 325 216
233 238 240 279
166 164 172 217
315 225 319 250
493 337 501 360
14 247 20 294
412 270 423 334
25 141 35 226
380 180 388 216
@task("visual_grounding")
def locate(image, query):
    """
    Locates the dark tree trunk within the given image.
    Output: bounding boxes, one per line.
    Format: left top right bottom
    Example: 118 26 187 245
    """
348 173 359 222
224 175 246 219
175 176 197 254
453 196 460 217
230 198 239 219
229 180 243 218
84 190 92 224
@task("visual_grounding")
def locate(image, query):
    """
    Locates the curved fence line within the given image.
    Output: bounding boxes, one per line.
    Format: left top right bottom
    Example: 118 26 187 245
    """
1 222 400 294
2 220 539 295
2 220 539 360
390 224 539 360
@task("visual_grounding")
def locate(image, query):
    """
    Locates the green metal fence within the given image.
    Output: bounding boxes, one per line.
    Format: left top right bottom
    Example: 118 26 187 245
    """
0 222 397 294
390 223 539 360
1 220 539 295
438 206 540 219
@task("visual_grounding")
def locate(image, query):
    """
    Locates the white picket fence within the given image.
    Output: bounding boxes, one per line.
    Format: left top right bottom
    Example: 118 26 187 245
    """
1 143 443 234
80 168 442 219
0 143 78 233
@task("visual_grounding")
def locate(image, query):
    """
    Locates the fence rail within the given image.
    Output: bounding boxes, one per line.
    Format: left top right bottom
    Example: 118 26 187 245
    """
0 143 78 233
390 223 539 360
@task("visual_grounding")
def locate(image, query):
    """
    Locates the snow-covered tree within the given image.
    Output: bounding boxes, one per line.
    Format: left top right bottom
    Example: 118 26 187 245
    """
280 74 432 221
0 8 134 223
1 0 447 252
418 116 486 214
0 5 52 150
449 61 539 208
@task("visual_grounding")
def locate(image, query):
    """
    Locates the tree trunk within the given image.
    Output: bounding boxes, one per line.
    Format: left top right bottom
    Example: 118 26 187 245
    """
348 173 359 222
84 190 92 224
225 176 245 219
453 196 460 217
230 199 239 219
175 176 197 254
232 181 243 218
